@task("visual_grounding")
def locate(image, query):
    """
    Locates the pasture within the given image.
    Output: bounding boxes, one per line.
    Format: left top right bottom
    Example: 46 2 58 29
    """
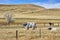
0 23 60 40
0 4 60 40
0 18 60 40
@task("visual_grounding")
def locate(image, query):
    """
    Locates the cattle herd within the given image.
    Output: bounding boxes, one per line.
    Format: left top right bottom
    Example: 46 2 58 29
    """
23 22 57 31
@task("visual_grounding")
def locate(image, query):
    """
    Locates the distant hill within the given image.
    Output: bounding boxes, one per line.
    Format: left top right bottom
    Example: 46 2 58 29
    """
0 4 45 12
0 4 59 19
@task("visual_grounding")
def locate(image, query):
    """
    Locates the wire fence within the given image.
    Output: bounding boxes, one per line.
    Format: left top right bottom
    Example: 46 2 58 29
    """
0 23 60 40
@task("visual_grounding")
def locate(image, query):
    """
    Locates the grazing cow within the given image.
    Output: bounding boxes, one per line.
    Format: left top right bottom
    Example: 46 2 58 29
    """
48 27 57 31
23 22 36 30
49 22 54 26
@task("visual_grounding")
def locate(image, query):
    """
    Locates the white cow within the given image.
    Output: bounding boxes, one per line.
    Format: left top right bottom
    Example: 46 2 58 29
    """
51 27 57 31
23 22 36 30
48 27 57 31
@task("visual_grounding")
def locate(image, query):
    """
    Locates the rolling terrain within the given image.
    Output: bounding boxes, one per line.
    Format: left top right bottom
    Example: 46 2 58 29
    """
0 4 59 19
0 4 60 40
0 4 59 24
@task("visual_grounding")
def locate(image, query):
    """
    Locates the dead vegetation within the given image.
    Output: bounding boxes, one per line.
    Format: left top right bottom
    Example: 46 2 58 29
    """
0 4 59 40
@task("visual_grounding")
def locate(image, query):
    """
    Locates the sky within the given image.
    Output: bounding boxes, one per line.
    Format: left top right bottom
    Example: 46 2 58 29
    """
0 0 60 9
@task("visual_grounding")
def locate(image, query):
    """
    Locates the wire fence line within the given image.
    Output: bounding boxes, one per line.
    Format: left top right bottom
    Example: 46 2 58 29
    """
0 23 60 40
0 27 60 40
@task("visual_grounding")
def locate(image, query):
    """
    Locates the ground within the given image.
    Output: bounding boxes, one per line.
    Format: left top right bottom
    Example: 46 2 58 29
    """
0 4 60 40
0 24 60 40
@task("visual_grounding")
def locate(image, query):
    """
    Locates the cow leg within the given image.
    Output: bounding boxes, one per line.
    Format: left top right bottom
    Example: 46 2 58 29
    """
25 25 29 30
32 25 36 30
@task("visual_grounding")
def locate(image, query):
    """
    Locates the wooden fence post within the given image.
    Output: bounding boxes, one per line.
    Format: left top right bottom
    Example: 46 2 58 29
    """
16 30 18 40
44 23 45 27
58 22 59 27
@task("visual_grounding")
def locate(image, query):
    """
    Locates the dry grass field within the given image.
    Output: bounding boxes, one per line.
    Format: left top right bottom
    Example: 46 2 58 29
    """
0 25 60 40
0 4 60 40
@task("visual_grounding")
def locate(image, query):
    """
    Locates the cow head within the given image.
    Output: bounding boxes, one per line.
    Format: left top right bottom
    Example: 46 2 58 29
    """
23 23 27 26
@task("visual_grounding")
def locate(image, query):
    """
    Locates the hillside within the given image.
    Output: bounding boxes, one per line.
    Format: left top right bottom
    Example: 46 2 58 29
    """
0 4 59 19
0 4 46 18
0 4 45 12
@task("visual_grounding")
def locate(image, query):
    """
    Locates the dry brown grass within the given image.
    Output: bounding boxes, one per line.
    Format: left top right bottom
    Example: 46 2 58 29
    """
0 4 60 40
0 4 60 19
0 24 60 40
